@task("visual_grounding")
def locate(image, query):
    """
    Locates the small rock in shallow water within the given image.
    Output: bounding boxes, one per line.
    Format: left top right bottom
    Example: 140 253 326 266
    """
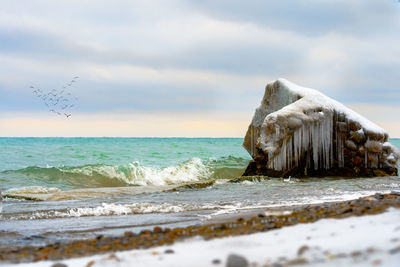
226 254 248 267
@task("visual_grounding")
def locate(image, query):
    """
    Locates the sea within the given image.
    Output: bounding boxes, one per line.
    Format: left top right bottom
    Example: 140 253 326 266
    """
0 137 399 248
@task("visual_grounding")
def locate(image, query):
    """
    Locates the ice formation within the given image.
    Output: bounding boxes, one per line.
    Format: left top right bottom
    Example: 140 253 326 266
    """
243 79 399 177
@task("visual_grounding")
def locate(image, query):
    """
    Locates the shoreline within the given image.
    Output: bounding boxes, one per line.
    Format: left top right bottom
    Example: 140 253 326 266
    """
2 192 400 264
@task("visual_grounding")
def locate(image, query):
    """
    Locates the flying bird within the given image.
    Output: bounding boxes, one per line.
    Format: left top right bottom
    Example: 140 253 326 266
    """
31 76 79 117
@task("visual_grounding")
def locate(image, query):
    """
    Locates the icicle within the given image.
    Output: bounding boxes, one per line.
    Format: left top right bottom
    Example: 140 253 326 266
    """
267 110 334 171
250 127 254 157
335 113 345 168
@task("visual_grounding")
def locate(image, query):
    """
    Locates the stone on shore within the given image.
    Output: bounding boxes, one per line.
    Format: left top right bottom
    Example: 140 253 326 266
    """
243 79 399 177
226 254 249 267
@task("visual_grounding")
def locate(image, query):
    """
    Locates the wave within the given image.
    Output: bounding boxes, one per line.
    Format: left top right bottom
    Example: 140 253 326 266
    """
2 201 250 220
5 190 381 220
1 157 248 189
4 186 61 195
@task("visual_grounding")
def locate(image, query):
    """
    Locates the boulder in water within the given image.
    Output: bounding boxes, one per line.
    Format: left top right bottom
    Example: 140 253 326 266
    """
243 79 399 177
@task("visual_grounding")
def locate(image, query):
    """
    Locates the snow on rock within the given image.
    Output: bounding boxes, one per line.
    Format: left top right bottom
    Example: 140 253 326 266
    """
243 79 399 177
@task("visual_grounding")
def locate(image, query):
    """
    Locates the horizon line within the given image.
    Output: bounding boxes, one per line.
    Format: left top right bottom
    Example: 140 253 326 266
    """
1 136 399 139
0 136 245 138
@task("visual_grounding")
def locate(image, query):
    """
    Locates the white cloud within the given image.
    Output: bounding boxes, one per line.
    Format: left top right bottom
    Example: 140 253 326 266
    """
0 0 399 136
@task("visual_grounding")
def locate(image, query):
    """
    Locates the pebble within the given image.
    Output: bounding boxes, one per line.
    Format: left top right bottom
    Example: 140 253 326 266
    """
335 252 347 258
366 247 375 253
351 251 362 257
277 256 287 261
212 258 221 264
388 246 400 254
371 259 382 265
164 249 174 254
285 257 308 265
297 245 309 256
226 254 248 267
51 263 68 267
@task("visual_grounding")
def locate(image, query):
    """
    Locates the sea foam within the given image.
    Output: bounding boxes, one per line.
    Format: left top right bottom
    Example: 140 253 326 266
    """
3 158 213 189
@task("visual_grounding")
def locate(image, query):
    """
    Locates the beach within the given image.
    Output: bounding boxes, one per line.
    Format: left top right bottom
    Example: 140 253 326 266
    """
1 192 400 266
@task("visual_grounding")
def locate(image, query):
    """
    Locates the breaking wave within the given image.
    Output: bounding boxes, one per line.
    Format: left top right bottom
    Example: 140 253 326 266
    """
1 157 247 189
3 202 253 220
4 186 61 195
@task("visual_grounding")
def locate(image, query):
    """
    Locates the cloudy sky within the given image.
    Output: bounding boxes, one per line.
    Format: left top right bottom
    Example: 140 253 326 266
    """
1 0 400 137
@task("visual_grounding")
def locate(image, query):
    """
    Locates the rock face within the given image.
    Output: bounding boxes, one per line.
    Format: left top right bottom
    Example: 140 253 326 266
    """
243 79 399 177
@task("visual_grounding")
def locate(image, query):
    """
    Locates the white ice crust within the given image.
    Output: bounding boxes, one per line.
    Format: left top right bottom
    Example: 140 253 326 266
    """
274 79 385 134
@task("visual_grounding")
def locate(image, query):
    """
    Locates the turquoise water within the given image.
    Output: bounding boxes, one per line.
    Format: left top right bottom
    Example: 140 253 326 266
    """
0 138 250 190
0 138 399 248
0 137 250 171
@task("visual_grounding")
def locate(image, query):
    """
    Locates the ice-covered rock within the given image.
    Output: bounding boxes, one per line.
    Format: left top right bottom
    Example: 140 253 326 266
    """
243 79 399 177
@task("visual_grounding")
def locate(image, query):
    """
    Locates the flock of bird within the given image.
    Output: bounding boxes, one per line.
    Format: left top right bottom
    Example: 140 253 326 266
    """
31 77 79 118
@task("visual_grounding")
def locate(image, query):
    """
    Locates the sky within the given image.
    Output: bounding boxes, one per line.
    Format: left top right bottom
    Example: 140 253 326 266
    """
0 0 400 137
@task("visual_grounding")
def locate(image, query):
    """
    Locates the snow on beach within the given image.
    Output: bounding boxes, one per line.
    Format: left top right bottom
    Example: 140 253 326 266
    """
16 208 400 267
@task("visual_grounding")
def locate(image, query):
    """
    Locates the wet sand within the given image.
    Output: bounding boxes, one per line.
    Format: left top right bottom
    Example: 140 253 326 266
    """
1 192 400 264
